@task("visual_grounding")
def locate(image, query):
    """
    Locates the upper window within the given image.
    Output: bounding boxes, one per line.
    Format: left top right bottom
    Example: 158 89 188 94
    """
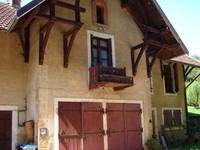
92 0 108 25
162 62 179 94
91 35 112 67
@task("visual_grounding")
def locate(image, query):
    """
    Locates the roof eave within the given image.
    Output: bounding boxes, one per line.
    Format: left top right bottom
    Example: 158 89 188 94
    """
152 0 189 55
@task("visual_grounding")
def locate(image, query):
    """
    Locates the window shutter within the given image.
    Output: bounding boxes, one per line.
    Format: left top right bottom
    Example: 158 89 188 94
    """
164 65 174 93
173 110 181 127
173 64 179 92
108 38 113 66
163 110 173 128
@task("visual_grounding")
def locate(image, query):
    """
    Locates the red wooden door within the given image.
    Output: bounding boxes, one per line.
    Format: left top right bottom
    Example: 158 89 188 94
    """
58 102 104 150
59 102 82 150
0 111 12 150
107 103 143 150
83 103 104 150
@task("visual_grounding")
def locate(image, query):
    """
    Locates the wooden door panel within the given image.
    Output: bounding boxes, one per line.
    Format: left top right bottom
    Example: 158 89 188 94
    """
59 102 104 150
84 134 104 150
107 112 124 131
108 132 125 150
59 138 81 150
83 103 104 150
107 103 143 150
126 111 141 130
83 103 103 133
127 132 143 150
0 111 12 150
59 102 81 150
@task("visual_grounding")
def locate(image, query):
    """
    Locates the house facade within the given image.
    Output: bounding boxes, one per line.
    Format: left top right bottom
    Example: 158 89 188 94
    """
151 55 200 139
0 0 190 150
151 60 186 137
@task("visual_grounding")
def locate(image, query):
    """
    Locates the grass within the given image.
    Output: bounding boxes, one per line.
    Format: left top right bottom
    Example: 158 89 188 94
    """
188 106 200 117
182 144 200 150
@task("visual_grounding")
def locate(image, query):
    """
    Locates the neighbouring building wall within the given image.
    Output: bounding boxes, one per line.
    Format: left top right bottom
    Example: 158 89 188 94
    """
0 32 27 143
151 59 186 131
29 0 153 149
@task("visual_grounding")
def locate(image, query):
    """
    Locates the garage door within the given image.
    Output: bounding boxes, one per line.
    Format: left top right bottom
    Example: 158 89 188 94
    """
0 111 12 150
107 103 143 150
58 102 143 150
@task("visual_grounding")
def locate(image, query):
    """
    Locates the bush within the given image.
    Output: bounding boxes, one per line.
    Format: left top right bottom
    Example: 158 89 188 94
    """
146 138 162 150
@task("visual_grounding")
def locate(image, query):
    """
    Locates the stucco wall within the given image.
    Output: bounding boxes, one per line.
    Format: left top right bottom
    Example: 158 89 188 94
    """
0 32 27 144
33 0 152 149
151 59 186 131
0 0 154 149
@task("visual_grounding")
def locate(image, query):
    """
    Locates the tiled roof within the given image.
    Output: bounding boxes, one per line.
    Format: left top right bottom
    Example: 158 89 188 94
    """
170 54 200 68
0 2 16 31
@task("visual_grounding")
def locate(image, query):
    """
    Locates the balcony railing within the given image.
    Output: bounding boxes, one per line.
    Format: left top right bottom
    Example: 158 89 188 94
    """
89 65 133 90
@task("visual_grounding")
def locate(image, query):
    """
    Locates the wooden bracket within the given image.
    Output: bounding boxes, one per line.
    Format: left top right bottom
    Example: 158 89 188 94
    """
185 72 200 89
185 66 194 79
18 25 30 63
21 8 39 29
131 40 148 76
39 21 54 65
63 25 81 68
146 48 162 77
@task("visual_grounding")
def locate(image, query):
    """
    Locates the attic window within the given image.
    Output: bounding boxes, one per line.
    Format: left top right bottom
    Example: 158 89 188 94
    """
96 6 104 24
92 0 108 25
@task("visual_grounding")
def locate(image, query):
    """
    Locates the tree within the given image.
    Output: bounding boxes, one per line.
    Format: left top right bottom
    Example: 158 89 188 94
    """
186 55 200 106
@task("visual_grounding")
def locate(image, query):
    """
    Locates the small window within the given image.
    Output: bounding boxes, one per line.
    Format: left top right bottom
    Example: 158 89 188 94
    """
163 109 182 128
162 62 179 94
91 36 112 67
96 6 104 24
92 0 108 25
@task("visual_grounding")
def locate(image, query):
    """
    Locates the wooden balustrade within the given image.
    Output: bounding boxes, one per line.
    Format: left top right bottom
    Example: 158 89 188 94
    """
89 65 133 90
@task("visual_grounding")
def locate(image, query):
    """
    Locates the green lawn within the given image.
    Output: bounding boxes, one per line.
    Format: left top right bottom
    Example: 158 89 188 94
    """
188 106 200 116
182 144 200 150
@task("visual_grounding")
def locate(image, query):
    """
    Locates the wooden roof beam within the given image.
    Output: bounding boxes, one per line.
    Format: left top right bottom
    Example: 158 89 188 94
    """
56 1 86 12
148 39 179 49
36 14 83 26
141 24 169 35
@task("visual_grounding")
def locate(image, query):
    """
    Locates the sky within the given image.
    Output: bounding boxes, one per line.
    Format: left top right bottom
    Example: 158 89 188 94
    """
0 0 200 56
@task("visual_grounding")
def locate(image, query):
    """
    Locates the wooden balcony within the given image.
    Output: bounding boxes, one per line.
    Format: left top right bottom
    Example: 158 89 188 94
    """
89 65 133 90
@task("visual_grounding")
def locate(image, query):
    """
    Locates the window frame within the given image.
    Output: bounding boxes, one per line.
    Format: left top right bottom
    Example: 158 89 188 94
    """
87 30 116 68
92 0 108 25
162 62 179 96
162 107 183 128
91 36 112 67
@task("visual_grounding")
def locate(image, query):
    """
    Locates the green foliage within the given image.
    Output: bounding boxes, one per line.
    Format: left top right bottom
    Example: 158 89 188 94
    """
187 81 200 106
146 138 162 150
188 106 200 116
186 55 200 106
